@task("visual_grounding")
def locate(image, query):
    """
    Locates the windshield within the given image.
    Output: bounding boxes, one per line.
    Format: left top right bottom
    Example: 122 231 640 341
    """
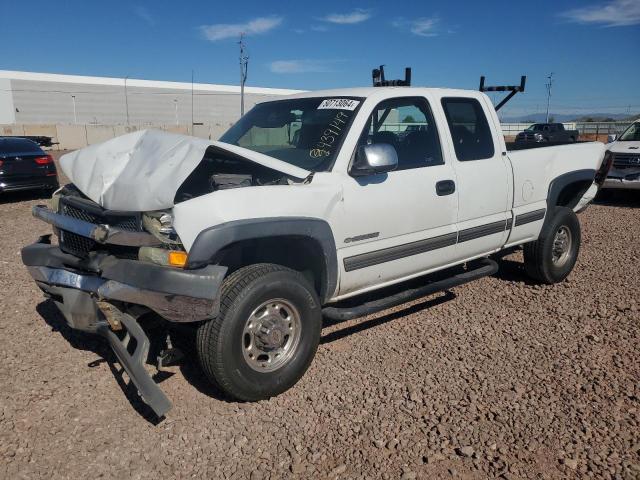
526 124 543 131
619 121 640 141
220 97 363 172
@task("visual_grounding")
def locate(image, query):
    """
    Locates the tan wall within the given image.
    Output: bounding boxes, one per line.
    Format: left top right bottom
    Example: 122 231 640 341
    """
1 124 25 136
0 123 228 150
86 125 116 145
23 124 58 143
56 125 87 150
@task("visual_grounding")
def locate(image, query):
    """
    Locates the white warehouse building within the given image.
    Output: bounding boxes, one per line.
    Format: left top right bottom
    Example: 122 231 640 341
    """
0 70 301 126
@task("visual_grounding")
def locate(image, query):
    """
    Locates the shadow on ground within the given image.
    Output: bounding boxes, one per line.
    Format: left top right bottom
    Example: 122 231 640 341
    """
0 189 53 205
33 255 530 417
36 300 174 424
320 291 456 344
594 189 640 208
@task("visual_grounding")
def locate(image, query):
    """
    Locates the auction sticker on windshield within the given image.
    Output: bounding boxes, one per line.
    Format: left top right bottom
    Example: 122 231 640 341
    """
318 99 360 110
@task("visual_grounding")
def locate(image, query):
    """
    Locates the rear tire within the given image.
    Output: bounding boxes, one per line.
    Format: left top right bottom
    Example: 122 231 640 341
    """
523 206 581 284
197 263 322 401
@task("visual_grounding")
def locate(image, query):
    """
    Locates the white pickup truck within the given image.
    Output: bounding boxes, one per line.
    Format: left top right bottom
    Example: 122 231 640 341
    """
22 87 608 416
603 120 640 191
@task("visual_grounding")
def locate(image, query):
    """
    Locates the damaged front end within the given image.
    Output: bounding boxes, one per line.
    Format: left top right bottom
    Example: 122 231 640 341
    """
23 185 227 417
21 129 315 416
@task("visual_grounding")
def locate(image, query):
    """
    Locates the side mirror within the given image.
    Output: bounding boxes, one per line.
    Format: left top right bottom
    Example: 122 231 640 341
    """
607 134 617 144
350 143 398 177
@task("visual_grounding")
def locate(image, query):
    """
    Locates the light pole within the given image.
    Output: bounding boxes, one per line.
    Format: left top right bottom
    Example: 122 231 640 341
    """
71 95 77 124
545 73 554 123
174 99 179 125
124 76 130 125
239 33 249 116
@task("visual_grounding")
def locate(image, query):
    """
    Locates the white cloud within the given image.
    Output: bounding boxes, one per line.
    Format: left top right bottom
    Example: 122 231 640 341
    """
560 0 640 27
393 17 441 37
133 6 155 26
201 16 283 41
269 59 336 74
321 9 371 24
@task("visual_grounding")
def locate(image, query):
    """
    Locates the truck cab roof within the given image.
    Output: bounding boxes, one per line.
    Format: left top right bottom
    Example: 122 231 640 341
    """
286 86 489 101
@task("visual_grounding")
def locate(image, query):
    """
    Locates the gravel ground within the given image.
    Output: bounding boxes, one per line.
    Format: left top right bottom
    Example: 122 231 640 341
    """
1 152 639 479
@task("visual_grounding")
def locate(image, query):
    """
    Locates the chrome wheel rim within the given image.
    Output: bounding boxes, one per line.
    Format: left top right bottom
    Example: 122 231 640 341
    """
551 225 572 267
242 299 302 372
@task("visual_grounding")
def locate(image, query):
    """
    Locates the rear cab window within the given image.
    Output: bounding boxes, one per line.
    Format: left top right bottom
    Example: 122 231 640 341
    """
441 98 495 161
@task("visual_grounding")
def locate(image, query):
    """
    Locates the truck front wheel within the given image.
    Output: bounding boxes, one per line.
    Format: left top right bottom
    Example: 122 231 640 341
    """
196 263 322 401
523 206 581 284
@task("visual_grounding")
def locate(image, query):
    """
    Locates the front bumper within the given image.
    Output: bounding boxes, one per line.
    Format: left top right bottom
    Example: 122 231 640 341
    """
602 177 640 190
22 238 227 324
22 236 227 417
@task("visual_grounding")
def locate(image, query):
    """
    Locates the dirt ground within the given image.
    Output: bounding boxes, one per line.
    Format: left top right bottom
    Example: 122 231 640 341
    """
0 153 639 479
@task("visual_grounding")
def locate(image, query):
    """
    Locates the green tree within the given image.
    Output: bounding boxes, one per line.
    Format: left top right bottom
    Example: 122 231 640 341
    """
402 115 416 123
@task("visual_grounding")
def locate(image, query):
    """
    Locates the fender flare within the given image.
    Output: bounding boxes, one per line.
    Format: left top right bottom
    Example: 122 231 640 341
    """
547 169 596 210
186 217 338 303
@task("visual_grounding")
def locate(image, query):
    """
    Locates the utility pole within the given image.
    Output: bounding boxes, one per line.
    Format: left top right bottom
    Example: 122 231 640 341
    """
124 76 130 125
545 73 554 123
191 70 194 134
71 95 77 124
174 99 179 125
239 33 249 116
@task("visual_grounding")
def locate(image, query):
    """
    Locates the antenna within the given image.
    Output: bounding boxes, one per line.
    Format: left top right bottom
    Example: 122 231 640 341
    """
239 33 249 116
479 75 526 111
372 65 411 87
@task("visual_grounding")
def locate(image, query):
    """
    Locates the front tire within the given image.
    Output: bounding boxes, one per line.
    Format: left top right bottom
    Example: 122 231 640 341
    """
197 263 322 401
523 206 581 284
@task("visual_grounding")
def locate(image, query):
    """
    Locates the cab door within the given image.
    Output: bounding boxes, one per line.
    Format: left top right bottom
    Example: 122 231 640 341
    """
335 95 459 298
439 95 512 260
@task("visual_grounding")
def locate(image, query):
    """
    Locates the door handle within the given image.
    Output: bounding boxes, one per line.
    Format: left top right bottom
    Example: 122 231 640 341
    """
436 180 455 196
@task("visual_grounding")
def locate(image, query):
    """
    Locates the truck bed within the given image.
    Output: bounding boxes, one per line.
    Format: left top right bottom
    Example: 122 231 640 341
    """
506 140 593 151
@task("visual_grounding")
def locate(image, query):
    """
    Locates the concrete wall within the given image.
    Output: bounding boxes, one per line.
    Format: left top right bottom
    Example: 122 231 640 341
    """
0 123 236 150
0 79 15 124
2 71 301 126
4 120 632 151
9 78 285 126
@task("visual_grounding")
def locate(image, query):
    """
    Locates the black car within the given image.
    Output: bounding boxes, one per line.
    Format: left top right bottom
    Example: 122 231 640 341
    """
0 137 59 194
515 123 579 143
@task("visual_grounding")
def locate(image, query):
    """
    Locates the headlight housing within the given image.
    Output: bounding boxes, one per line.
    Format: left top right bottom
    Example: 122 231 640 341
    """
139 246 187 267
142 211 181 245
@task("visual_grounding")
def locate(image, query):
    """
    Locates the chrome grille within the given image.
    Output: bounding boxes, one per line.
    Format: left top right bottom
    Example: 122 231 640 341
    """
58 196 141 258
516 132 536 142
62 203 98 224
613 153 640 169
59 230 96 257
62 203 139 231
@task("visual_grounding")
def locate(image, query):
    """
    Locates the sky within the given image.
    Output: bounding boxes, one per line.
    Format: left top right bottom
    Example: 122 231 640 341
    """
1 0 639 118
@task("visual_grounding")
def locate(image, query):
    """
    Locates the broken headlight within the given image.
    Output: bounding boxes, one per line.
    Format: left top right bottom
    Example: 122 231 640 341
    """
142 211 181 245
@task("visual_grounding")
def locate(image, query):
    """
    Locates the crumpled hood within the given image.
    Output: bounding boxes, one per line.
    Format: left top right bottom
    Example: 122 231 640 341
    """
59 129 310 211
